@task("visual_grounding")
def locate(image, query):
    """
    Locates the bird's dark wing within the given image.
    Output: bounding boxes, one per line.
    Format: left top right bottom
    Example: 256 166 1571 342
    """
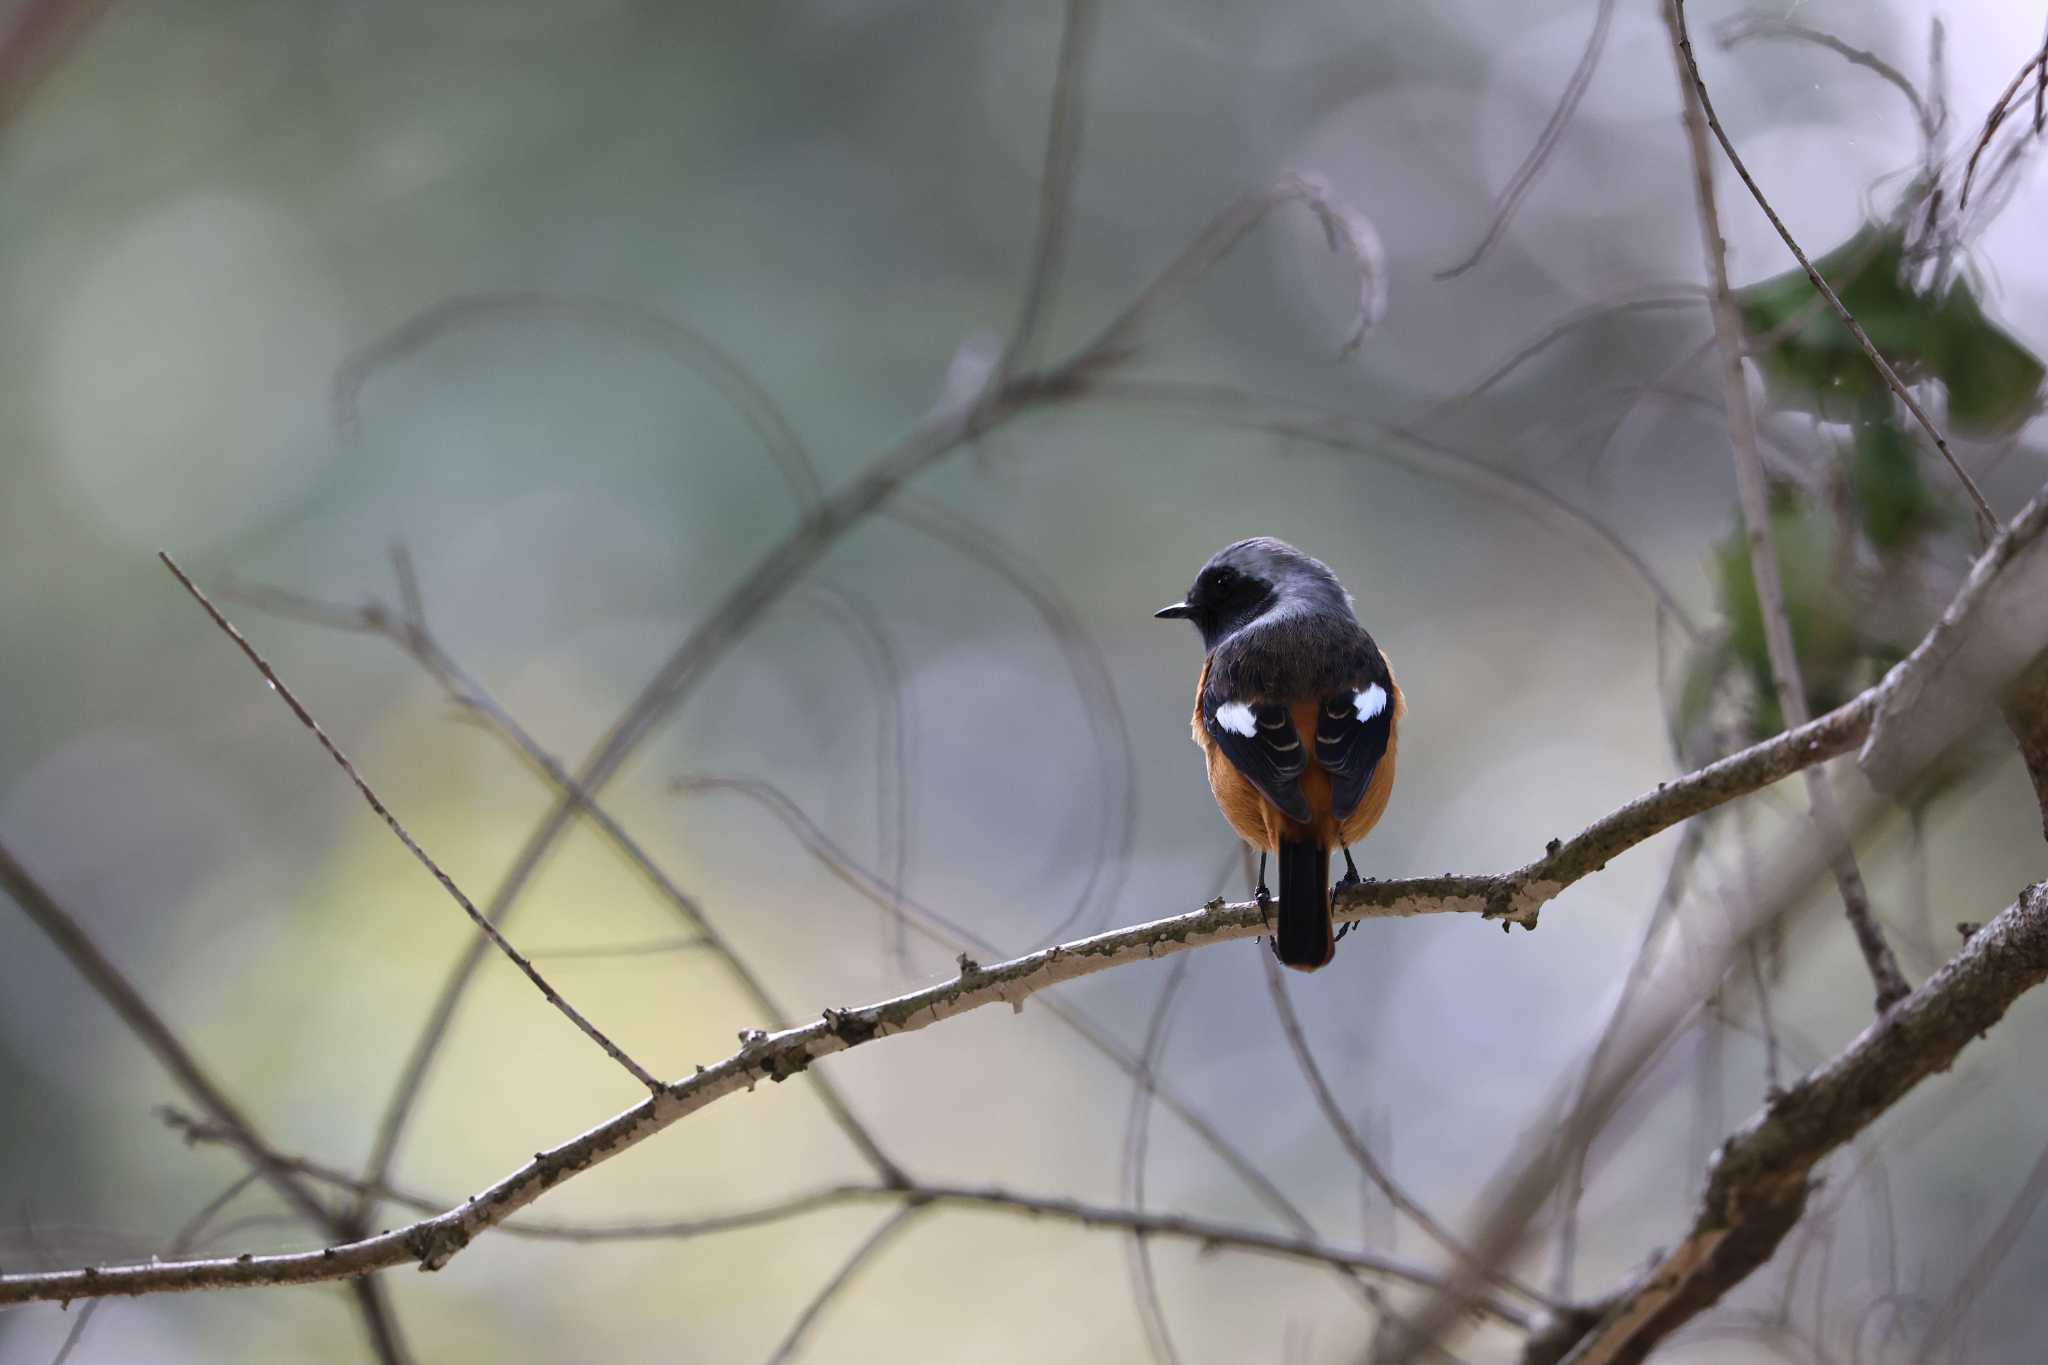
1316 673 1394 822
1201 690 1311 825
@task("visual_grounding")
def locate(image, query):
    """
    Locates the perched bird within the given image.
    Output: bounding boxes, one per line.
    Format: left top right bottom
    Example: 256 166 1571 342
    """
1156 537 1401 970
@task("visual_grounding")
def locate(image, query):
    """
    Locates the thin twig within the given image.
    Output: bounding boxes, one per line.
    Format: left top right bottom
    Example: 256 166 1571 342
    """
350 158 1379 1224
98 1117 1537 1321
526 935 711 961
1957 44 2048 211
1910 1134 2048 1362
1390 780 1901 1364
49 1170 263 1365
1553 881 2048 1365
223 574 906 1191
1437 0 1615 279
0 699 1903 1311
0 843 412 1365
1407 292 1707 429
348 161 1385 1216
1080 377 1702 643
1669 0 1998 544
889 497 1138 946
1000 0 1100 373
1665 5 1913 1013
1551 823 1708 1300
1261 952 1556 1311
672 773 1359 1263
801 584 916 969
1122 958 1192 1365
160 552 662 1090
242 564 1310 1263
764 1205 926 1365
1716 14 1932 140
333 293 822 511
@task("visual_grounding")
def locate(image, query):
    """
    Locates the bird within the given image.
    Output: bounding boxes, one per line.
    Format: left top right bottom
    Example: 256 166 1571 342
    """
1155 537 1401 971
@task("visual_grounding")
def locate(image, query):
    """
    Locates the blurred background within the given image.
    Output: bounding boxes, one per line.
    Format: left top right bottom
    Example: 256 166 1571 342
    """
4 1 2048 1361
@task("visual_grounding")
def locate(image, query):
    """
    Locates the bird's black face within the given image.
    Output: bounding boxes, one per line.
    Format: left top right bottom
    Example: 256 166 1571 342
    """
1154 562 1276 649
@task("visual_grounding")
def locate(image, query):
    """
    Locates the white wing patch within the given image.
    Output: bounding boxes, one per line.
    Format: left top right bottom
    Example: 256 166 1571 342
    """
1354 683 1388 721
1214 700 1258 737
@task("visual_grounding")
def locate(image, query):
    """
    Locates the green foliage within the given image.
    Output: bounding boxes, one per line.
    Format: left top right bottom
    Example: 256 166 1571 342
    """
1937 277 2048 436
1712 494 1865 736
1736 224 2044 434
1847 408 1933 553
1737 225 1918 423
1686 222 2046 748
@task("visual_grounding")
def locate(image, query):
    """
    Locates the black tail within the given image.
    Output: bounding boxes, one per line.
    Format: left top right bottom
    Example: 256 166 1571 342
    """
1274 839 1333 971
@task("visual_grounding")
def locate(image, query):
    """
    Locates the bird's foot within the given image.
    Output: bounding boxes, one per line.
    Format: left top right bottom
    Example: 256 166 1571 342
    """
1254 882 1274 928
1333 850 1362 941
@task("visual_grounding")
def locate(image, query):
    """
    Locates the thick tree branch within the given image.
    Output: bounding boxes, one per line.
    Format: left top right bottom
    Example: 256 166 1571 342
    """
2002 650 2048 842
1555 881 2048 1365
1858 480 2048 808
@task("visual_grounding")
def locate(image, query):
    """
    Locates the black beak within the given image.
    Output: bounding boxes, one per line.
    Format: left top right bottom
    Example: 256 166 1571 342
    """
1153 602 1194 620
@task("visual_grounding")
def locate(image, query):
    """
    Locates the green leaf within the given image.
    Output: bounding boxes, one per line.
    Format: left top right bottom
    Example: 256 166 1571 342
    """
1737 224 1926 423
1848 414 1932 553
1713 494 1866 736
1933 278 2046 436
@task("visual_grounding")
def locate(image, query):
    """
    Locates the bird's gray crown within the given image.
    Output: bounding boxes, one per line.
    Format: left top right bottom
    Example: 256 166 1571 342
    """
1206 537 1352 616
1161 536 1356 649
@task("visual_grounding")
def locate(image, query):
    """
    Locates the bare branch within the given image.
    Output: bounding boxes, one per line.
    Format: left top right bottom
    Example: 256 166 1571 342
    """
160 552 662 1091
999 0 1101 373
1261 952 1554 1311
1080 377 1703 643
352 163 1385 1205
0 844 413 1363
672 773 1364 1261
223 574 905 1189
50 1170 263 1365
1407 292 1706 429
1666 4 1911 1013
0 0 113 129
152 1103 1504 1309
1552 824 1708 1299
1716 14 1932 140
1558 881 2048 1365
2002 650 2048 843
526 935 710 960
331 292 822 511
1437 0 1614 279
1072 173 1386 367
1910 1132 2048 1361
1122 958 1193 1365
889 496 1139 946
0 845 337 1230
1669 0 1998 543
764 1205 926 1365
800 583 916 967
102 1116 1534 1318
1957 42 2048 211
1859 480 2048 800
0 683 1896 1311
